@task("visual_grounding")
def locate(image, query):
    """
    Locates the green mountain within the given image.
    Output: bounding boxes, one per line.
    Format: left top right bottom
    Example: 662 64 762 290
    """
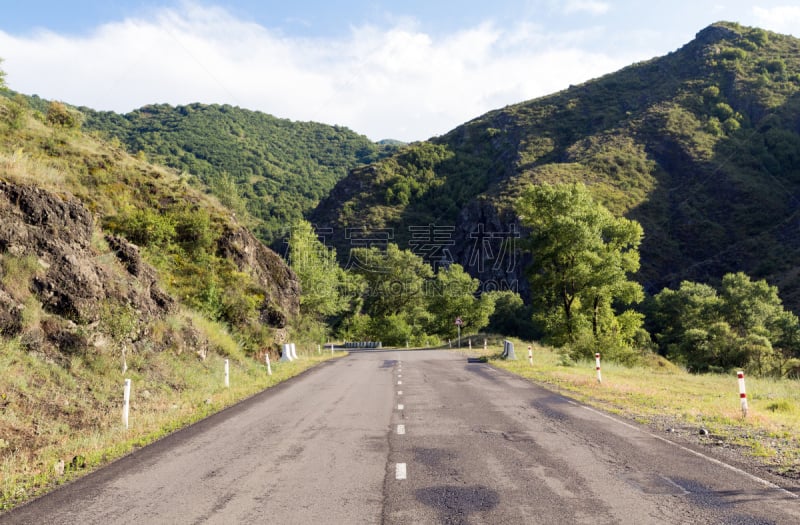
311 22 800 310
81 103 397 245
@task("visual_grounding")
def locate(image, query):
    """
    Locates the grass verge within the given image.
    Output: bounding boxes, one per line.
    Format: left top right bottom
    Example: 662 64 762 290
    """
487 339 800 480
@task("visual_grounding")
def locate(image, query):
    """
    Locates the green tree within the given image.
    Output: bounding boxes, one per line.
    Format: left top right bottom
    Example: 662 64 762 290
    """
485 290 539 339
348 243 433 319
424 264 495 338
649 281 723 362
650 273 800 375
516 182 644 347
288 220 347 318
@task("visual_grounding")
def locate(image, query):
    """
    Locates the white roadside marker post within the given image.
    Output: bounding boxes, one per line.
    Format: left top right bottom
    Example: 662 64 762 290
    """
330 343 334 355
265 352 272 376
595 353 602 383
318 344 321 354
468 339 472 350
224 359 230 388
528 345 533 365
484 338 487 350
737 371 748 417
122 378 131 430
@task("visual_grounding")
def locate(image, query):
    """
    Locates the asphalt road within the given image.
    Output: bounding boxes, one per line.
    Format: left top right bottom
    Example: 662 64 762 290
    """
2 350 798 524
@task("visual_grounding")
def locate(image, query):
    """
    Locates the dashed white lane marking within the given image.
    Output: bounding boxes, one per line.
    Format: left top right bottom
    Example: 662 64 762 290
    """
396 463 407 480
398 374 402 378
397 424 406 435
568 400 799 499
398 404 404 410
398 391 403 395
397 380 402 385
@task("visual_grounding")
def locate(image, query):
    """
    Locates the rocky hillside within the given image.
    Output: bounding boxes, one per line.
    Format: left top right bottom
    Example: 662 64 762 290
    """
311 22 800 309
0 95 300 361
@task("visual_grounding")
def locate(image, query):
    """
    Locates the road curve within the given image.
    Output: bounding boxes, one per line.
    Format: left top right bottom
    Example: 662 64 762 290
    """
2 349 798 524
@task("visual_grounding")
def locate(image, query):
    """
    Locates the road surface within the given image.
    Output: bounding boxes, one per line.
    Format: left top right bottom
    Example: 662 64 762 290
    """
2 350 798 524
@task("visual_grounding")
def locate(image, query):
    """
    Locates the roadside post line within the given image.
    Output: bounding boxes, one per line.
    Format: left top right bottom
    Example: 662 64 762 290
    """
484 338 487 350
737 371 748 417
528 345 533 365
317 344 321 354
122 378 131 429
469 339 472 350
224 359 230 388
330 343 334 355
595 353 602 383
265 352 272 376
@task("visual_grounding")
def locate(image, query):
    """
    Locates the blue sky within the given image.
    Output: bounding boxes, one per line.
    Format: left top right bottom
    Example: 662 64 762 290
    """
2 1 799 141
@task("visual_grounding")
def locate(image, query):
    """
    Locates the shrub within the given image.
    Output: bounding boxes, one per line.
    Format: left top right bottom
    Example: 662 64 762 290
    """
46 101 82 129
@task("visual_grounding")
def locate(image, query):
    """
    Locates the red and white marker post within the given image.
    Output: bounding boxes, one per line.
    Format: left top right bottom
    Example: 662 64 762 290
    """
528 345 533 365
595 353 602 383
737 370 748 417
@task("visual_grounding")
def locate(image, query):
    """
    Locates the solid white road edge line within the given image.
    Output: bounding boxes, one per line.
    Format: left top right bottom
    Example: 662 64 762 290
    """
567 400 799 499
396 463 407 480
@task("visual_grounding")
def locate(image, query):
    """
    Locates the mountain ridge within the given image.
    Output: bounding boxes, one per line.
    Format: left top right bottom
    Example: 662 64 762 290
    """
310 21 800 310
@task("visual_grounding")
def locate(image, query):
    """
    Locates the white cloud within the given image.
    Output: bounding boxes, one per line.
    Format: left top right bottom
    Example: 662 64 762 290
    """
0 3 635 141
562 1 611 15
752 6 800 36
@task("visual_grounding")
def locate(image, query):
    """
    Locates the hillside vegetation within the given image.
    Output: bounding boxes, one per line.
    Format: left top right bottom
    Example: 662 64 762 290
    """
311 22 800 312
81 103 397 245
0 89 324 508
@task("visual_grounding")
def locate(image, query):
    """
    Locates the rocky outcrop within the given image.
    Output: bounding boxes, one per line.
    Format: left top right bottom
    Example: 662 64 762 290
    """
216 225 300 327
0 181 174 347
104 234 175 316
0 288 23 336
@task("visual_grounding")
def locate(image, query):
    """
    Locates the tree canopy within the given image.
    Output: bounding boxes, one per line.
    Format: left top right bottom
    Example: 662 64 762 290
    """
517 183 644 351
649 272 800 375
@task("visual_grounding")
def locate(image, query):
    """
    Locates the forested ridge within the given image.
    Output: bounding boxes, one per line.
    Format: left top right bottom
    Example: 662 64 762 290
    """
81 103 398 245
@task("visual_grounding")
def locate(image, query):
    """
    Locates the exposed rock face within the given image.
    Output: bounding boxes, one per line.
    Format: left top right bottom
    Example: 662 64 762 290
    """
216 225 300 327
453 199 532 300
0 288 23 336
0 181 174 342
104 234 175 316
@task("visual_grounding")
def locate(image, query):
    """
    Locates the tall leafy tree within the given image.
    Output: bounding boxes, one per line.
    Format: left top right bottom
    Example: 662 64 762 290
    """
516 182 644 346
288 220 347 318
425 263 495 338
348 243 433 319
